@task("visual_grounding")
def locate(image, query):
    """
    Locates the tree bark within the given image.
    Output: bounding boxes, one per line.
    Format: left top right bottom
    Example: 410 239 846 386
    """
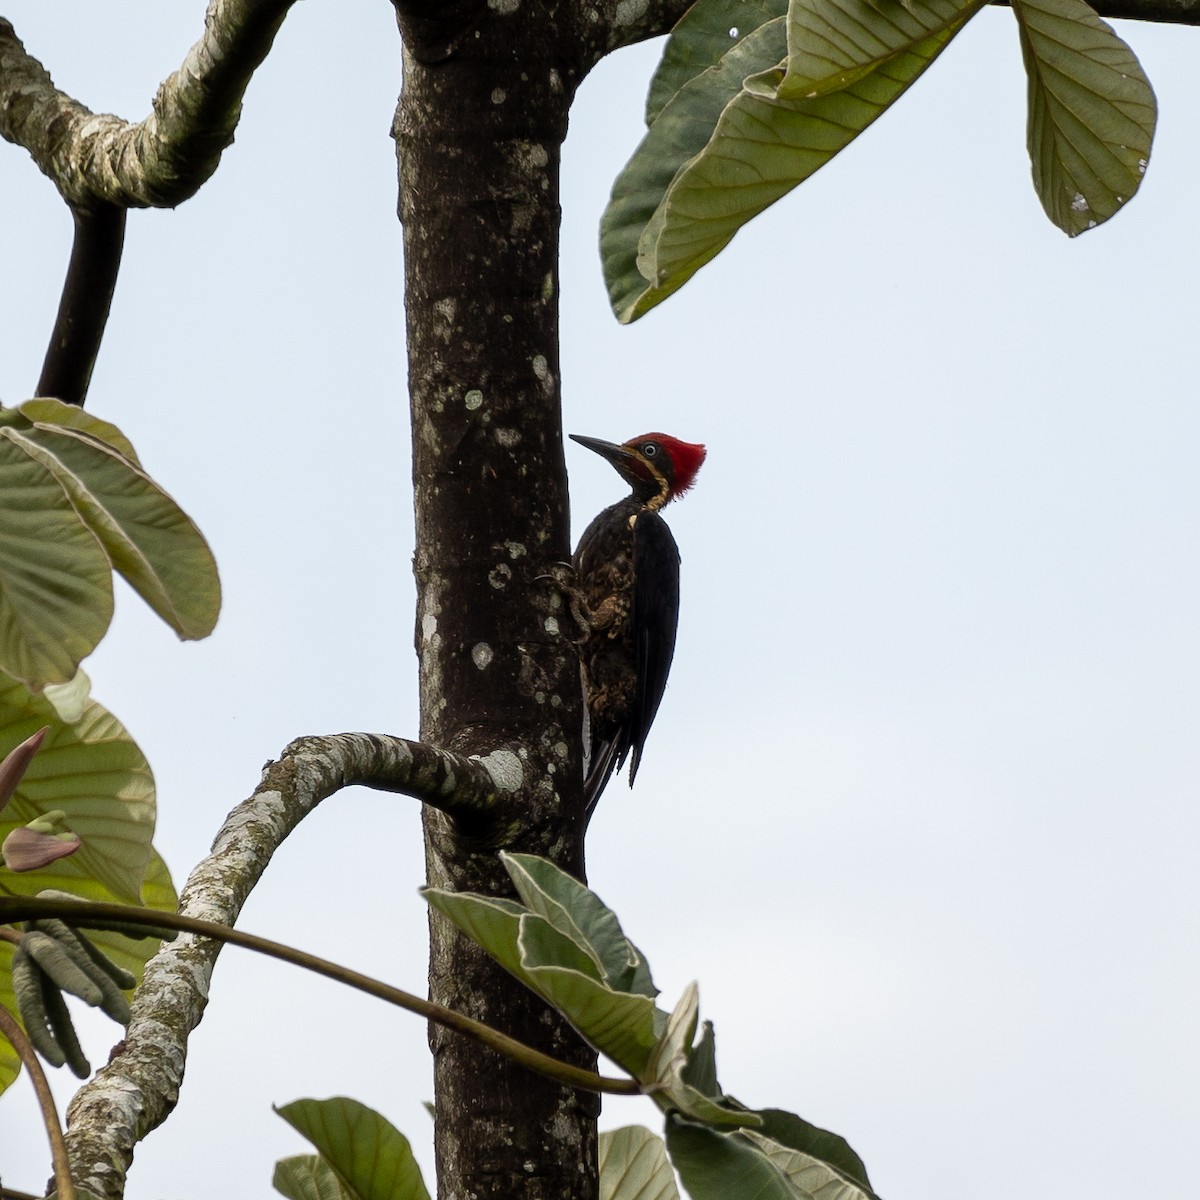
394 7 600 1198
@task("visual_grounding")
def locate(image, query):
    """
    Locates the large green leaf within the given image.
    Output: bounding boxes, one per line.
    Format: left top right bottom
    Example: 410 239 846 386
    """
0 674 156 905
502 852 658 997
604 3 971 323
603 19 788 324
1012 0 1155 235
0 433 113 686
0 399 219 687
647 0 785 124
632 31 966 320
12 422 219 640
0 673 171 1094
600 1126 681 1200
424 881 665 1077
274 1097 431 1200
665 1116 797 1200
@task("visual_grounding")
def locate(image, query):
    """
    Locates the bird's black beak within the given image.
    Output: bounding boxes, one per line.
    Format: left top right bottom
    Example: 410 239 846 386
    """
569 434 638 471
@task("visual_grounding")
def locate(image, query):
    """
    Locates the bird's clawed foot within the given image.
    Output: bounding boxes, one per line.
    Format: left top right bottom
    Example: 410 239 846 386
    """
536 561 592 641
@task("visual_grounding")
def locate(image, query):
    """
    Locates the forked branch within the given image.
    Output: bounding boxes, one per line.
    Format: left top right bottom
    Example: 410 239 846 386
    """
56 731 520 1200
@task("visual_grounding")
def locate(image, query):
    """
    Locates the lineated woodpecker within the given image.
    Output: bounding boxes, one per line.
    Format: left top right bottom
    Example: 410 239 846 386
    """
568 432 706 815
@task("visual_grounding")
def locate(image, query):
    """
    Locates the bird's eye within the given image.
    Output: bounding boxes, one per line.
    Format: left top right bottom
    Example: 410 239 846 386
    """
642 443 658 457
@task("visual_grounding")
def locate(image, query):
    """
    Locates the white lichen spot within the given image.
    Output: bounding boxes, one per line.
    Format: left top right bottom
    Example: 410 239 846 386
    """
491 88 506 105
524 1161 537 1174
488 0 519 12
548 68 562 92
554 741 569 760
1138 158 1148 175
496 427 521 448
729 25 739 36
422 613 438 643
544 616 560 635
504 541 527 559
1087 219 1096 229
535 690 546 704
434 297 456 324
472 642 494 670
615 0 649 24
471 748 523 792
503 313 513 324
531 354 548 380
542 272 554 301
489 563 513 589
1070 193 1089 213
524 142 549 169
464 388 483 410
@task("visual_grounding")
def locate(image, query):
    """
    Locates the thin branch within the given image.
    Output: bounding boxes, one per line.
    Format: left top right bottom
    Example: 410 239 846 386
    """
0 1004 76 1200
0 895 640 1099
35 204 126 406
53 731 516 1200
0 0 298 209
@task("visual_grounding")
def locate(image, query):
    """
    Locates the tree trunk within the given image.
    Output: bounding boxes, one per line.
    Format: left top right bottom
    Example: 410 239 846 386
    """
393 8 599 1198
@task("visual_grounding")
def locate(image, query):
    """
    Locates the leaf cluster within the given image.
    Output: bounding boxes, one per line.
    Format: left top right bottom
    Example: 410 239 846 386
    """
0 397 220 690
602 0 1156 321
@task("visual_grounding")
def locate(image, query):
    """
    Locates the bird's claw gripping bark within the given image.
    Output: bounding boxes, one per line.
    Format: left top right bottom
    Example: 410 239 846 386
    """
536 562 593 642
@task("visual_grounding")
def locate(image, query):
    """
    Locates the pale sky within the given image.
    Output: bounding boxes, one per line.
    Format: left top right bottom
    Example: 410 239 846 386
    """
2 3 1198 1198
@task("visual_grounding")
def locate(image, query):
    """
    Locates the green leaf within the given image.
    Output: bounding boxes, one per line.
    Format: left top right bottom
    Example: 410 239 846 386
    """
518 910 608 983
421 888 535 983
647 0 785 124
633 31 967 319
604 3 972 322
0 674 156 905
665 1115 797 1200
600 1126 681 1200
0 671 173 1095
523 959 664 1077
738 1128 876 1200
274 1155 355 1200
602 19 788 324
753 1108 873 1194
645 985 760 1128
0 432 112 687
17 397 142 465
424 884 664 1077
501 853 658 996
275 1097 431 1200
12 424 220 641
780 0 984 100
1012 0 1155 236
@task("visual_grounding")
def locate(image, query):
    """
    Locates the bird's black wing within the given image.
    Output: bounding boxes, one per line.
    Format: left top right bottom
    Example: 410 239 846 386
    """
627 510 681 786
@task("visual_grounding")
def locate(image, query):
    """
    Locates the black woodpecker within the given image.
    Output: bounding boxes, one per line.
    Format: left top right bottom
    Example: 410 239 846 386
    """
568 432 706 816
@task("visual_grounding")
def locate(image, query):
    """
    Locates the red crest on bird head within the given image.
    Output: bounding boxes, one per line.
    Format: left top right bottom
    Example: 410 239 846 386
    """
625 434 707 498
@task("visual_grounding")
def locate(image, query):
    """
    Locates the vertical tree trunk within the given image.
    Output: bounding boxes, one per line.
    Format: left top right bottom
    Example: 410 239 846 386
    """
393 8 598 1198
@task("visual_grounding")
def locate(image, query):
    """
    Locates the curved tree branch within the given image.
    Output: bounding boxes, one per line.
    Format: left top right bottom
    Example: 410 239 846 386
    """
0 0 297 210
35 204 126 406
58 731 519 1200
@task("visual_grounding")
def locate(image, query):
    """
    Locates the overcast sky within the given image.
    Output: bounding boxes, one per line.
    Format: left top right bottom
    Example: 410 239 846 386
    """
2 3 1198 1198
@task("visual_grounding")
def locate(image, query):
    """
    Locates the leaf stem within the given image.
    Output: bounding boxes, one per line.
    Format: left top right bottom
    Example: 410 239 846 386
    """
0 1003 76 1200
0 896 641 1097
